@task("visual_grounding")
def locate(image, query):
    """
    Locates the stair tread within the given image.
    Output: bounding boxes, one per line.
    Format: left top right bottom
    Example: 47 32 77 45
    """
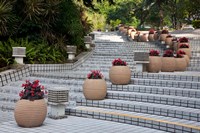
81 99 200 113
68 106 200 127
108 91 200 101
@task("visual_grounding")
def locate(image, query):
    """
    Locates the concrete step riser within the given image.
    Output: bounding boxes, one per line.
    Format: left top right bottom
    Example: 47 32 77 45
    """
76 100 200 122
133 79 200 89
107 92 200 109
66 108 200 133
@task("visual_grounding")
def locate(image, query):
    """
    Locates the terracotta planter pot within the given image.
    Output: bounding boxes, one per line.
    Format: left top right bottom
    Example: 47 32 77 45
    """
109 66 131 85
165 37 173 47
183 55 190 66
147 56 162 73
134 34 139 41
122 28 128 35
161 57 176 72
83 79 107 100
148 34 154 41
140 34 148 42
130 31 136 39
178 48 191 58
14 99 47 127
159 34 168 41
175 58 187 71
154 33 159 40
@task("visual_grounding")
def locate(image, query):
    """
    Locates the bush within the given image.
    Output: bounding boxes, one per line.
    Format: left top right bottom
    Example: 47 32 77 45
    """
192 20 200 29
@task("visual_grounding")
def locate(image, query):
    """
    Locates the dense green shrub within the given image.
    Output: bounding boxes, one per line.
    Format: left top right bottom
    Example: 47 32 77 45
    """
192 20 200 29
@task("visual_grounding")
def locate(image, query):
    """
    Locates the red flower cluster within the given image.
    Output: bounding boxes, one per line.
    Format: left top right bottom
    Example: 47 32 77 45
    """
179 37 189 43
149 29 155 34
149 49 160 56
166 34 172 38
161 30 169 34
172 38 178 42
177 50 186 55
19 80 47 100
112 58 127 66
176 53 183 58
163 50 174 57
87 70 104 79
179 43 189 48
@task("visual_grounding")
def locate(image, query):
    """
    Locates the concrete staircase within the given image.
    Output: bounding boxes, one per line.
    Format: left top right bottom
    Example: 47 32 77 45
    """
0 31 200 132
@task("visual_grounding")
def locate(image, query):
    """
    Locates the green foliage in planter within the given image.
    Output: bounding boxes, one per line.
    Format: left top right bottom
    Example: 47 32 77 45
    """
192 20 200 29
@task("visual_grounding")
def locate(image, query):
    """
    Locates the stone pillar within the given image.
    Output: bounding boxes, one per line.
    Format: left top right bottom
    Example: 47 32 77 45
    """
84 35 92 49
48 87 69 119
12 47 26 64
66 45 77 60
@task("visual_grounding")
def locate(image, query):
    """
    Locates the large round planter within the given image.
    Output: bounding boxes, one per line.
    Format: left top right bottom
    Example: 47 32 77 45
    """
175 58 187 71
148 34 154 41
140 34 148 42
165 37 173 47
109 66 131 85
161 57 176 72
178 48 191 58
83 79 107 100
134 34 139 41
130 31 136 39
147 56 162 73
159 34 168 41
14 99 47 127
154 32 159 40
183 55 190 66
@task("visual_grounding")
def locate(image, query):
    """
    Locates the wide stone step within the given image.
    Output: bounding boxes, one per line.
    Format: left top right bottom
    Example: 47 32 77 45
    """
132 72 200 82
107 91 200 109
132 78 200 89
66 106 200 132
76 99 200 122
110 84 200 98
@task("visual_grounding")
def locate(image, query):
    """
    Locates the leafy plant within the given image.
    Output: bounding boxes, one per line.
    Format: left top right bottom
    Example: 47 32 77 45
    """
149 29 155 34
177 50 186 55
176 53 183 58
19 80 47 100
87 70 104 79
179 43 189 48
163 50 174 57
179 37 189 43
149 49 159 56
161 30 169 34
112 58 127 66
166 35 172 38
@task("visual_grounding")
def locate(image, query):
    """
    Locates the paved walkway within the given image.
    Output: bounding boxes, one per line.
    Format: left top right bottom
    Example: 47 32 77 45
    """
0 112 166 133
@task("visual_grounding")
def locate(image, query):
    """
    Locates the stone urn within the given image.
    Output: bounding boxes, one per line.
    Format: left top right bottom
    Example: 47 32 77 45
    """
175 57 187 71
161 57 176 72
83 79 107 100
147 56 162 73
109 66 131 85
14 99 47 127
